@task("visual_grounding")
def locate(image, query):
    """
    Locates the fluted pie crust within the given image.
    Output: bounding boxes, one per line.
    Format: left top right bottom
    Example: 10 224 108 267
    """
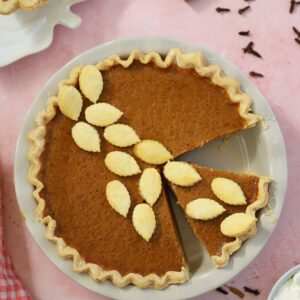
28 49 264 289
0 0 47 15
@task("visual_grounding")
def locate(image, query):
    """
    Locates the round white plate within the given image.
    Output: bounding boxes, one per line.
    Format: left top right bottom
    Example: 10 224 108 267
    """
14 37 288 300
0 0 85 67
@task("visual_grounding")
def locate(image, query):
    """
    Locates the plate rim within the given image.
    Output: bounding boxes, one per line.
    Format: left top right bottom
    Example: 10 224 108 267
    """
14 36 288 300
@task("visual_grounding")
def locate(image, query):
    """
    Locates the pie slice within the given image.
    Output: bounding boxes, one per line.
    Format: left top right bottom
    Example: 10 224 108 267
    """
28 49 264 289
0 0 47 15
167 164 271 268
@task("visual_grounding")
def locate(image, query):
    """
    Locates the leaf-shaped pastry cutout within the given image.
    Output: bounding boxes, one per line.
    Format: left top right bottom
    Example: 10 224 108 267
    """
85 103 123 127
79 65 103 103
106 180 131 217
139 168 162 206
71 122 100 152
220 213 256 237
58 85 83 121
104 151 141 176
134 140 173 165
132 203 156 242
211 177 247 205
186 198 225 220
104 124 140 147
163 161 201 186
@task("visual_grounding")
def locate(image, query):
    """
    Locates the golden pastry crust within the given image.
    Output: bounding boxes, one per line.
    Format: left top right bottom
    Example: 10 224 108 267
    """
28 49 262 288
0 0 47 15
211 176 271 268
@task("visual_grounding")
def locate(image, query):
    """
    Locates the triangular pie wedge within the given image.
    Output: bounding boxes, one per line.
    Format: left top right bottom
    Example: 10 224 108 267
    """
167 164 271 268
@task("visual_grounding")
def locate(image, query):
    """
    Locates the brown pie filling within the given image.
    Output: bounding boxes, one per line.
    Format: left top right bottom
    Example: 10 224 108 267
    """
38 61 250 276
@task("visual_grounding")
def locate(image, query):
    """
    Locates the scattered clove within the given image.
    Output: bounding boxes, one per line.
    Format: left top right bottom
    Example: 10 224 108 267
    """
290 0 295 13
243 41 263 58
244 286 260 295
293 26 300 38
239 30 250 36
216 7 231 13
249 71 264 78
216 287 228 295
238 5 251 15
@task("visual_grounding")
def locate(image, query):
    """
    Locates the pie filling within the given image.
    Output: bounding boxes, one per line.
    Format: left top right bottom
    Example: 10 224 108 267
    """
29 50 269 287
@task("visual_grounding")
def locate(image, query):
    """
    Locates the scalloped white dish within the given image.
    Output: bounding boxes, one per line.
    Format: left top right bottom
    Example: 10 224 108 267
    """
0 0 85 67
14 37 288 300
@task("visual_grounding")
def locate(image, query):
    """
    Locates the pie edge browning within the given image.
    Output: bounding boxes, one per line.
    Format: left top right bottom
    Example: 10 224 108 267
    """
211 175 271 268
27 49 261 288
0 0 48 15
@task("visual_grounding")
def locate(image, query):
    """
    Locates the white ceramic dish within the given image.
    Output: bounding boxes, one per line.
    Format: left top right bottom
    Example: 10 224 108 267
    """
14 37 288 300
268 265 300 299
0 0 85 67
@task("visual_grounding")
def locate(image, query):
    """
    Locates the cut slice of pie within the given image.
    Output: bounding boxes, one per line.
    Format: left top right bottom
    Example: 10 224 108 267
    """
0 0 47 15
28 49 265 289
167 164 271 268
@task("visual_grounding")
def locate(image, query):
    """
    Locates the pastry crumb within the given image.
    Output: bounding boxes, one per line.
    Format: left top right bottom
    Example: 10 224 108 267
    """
20 211 26 221
260 114 276 130
263 203 273 216
270 215 278 223
262 202 277 223
260 120 269 130
222 137 229 145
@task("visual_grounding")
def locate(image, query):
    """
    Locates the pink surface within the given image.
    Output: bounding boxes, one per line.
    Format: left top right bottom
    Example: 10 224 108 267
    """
0 0 300 299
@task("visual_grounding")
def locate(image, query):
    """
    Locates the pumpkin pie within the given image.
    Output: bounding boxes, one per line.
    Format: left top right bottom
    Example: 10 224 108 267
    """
166 163 271 268
28 49 269 289
0 0 47 15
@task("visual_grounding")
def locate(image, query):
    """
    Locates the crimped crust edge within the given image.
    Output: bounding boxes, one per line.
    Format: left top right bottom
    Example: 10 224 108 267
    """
28 48 262 288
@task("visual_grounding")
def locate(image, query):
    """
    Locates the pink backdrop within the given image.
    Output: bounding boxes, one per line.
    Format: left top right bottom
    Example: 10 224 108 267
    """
0 0 300 299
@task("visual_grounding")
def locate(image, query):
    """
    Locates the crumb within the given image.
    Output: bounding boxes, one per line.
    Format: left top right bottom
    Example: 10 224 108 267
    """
222 137 229 145
20 211 26 221
263 203 273 216
263 203 277 223
260 120 269 130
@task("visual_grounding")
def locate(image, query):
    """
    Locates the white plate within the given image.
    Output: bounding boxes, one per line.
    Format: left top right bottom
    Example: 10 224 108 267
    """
0 0 85 67
14 37 288 300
